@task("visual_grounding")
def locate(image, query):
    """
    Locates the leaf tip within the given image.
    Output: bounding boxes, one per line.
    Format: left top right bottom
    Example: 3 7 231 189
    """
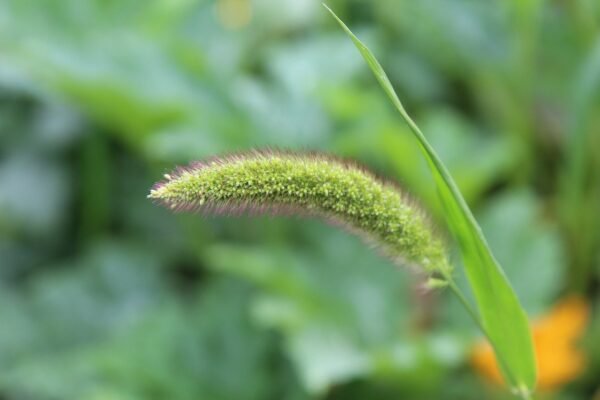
322 3 348 31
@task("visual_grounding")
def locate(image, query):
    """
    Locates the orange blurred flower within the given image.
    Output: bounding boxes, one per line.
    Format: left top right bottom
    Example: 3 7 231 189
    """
471 296 590 392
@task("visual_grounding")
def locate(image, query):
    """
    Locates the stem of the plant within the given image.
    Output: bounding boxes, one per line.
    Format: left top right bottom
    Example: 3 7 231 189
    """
446 278 485 333
446 276 527 399
514 386 536 400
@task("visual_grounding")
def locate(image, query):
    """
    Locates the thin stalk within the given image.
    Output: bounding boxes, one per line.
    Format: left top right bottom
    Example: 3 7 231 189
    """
446 278 484 333
446 276 531 400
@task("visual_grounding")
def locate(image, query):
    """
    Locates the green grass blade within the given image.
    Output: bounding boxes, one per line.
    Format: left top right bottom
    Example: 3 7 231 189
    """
324 4 537 394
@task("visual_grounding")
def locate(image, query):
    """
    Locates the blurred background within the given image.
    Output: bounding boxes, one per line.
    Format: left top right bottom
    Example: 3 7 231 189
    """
0 0 599 399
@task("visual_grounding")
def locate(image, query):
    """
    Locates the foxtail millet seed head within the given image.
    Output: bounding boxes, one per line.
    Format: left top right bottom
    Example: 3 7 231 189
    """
149 150 451 275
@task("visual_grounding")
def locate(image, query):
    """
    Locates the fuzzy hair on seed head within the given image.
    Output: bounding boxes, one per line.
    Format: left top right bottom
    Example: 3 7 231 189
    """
149 149 451 275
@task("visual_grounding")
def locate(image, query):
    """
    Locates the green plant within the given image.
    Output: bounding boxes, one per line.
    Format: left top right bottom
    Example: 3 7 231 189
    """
321 6 537 398
149 6 537 399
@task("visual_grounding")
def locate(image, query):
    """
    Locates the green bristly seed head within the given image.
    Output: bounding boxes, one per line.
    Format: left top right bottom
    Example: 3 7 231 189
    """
149 151 451 275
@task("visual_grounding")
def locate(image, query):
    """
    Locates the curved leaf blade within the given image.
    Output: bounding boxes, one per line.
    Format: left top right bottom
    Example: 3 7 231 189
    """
324 4 537 394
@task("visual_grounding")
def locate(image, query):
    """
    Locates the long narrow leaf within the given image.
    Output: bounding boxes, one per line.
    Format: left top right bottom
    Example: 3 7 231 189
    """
324 5 537 395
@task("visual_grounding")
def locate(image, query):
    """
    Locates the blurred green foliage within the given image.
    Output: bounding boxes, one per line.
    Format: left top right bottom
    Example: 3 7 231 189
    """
0 0 598 399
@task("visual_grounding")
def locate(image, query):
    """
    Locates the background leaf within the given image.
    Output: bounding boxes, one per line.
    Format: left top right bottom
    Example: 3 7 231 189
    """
1 0 598 398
